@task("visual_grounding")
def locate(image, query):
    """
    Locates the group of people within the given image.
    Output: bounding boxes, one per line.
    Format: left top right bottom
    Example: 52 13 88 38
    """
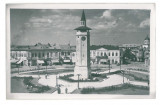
57 86 68 94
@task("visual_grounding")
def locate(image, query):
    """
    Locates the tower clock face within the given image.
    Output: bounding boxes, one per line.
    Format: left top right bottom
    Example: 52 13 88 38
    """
81 36 86 41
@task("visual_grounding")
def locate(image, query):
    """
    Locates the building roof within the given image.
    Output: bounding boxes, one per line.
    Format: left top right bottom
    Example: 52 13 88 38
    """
59 44 76 51
81 10 86 21
74 26 92 30
90 45 119 50
120 44 141 48
11 43 61 51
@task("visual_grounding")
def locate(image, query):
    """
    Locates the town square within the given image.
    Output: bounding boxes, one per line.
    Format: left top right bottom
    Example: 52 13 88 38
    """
10 9 150 95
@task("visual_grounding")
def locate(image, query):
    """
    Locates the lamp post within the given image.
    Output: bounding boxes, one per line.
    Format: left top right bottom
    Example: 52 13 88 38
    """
120 58 121 71
56 74 59 87
77 74 81 89
121 70 124 84
119 48 122 71
45 63 48 79
108 60 110 73
17 64 20 75
37 64 40 79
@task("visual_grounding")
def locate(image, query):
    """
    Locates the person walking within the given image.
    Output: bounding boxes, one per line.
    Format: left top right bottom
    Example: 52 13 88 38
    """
57 86 61 94
65 88 68 94
45 74 47 79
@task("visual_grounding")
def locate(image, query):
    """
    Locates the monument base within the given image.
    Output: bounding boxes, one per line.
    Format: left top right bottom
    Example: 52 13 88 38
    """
74 66 91 80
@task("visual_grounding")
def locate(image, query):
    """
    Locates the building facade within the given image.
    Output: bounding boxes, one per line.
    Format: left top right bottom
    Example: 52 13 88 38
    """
90 47 120 64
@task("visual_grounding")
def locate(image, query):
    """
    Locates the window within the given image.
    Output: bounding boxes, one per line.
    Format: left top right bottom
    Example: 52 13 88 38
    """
97 52 99 56
93 51 95 56
68 52 70 55
21 53 23 57
24 53 26 57
104 52 107 56
61 52 64 55
32 53 34 57
55 52 58 57
35 53 37 57
50 52 52 57
108 52 110 56
47 52 49 58
38 53 41 58
112 59 114 64
116 52 118 56
112 52 114 56
101 52 103 56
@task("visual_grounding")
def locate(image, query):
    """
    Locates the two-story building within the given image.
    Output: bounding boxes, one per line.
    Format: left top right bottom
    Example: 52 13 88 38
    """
90 46 120 64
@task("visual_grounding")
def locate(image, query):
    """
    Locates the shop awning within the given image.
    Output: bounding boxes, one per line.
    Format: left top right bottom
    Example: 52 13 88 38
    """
16 59 23 64
10 59 18 64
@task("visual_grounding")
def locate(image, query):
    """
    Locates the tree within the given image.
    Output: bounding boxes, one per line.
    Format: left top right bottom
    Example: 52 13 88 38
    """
122 48 136 64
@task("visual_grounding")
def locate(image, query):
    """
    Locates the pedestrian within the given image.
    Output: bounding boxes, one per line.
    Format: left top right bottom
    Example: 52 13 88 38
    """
65 88 68 94
57 86 61 94
45 74 47 79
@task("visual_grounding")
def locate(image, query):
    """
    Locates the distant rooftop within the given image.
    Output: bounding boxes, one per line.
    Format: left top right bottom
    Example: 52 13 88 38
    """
90 45 119 50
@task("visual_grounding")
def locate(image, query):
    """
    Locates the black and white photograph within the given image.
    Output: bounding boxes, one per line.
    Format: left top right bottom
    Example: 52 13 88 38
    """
6 4 155 99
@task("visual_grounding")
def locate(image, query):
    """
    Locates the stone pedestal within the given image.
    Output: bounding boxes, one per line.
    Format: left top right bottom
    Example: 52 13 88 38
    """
74 66 91 80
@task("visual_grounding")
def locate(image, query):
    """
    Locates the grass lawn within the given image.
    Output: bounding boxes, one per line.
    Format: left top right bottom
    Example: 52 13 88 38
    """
11 76 56 93
21 69 74 75
90 88 149 95
121 70 149 82
80 83 149 95
11 78 29 93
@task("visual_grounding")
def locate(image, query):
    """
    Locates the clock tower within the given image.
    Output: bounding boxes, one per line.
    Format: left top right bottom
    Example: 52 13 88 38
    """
74 10 91 80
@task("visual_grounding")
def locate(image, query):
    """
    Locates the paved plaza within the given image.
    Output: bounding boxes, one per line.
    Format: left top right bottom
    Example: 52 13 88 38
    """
11 62 149 94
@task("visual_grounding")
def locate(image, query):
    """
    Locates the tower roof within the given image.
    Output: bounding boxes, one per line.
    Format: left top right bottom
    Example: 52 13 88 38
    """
81 10 86 21
74 26 92 30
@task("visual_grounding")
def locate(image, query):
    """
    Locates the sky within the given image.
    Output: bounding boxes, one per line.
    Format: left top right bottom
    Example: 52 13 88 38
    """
10 9 150 46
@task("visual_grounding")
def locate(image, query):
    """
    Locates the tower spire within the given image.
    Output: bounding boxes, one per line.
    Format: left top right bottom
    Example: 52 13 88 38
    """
81 10 86 21
80 10 86 26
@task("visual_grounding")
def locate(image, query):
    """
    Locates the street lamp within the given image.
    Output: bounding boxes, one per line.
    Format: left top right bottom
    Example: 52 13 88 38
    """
37 64 40 79
120 58 121 71
108 60 110 73
119 48 122 71
56 74 59 87
17 64 20 75
121 70 124 84
77 74 81 89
